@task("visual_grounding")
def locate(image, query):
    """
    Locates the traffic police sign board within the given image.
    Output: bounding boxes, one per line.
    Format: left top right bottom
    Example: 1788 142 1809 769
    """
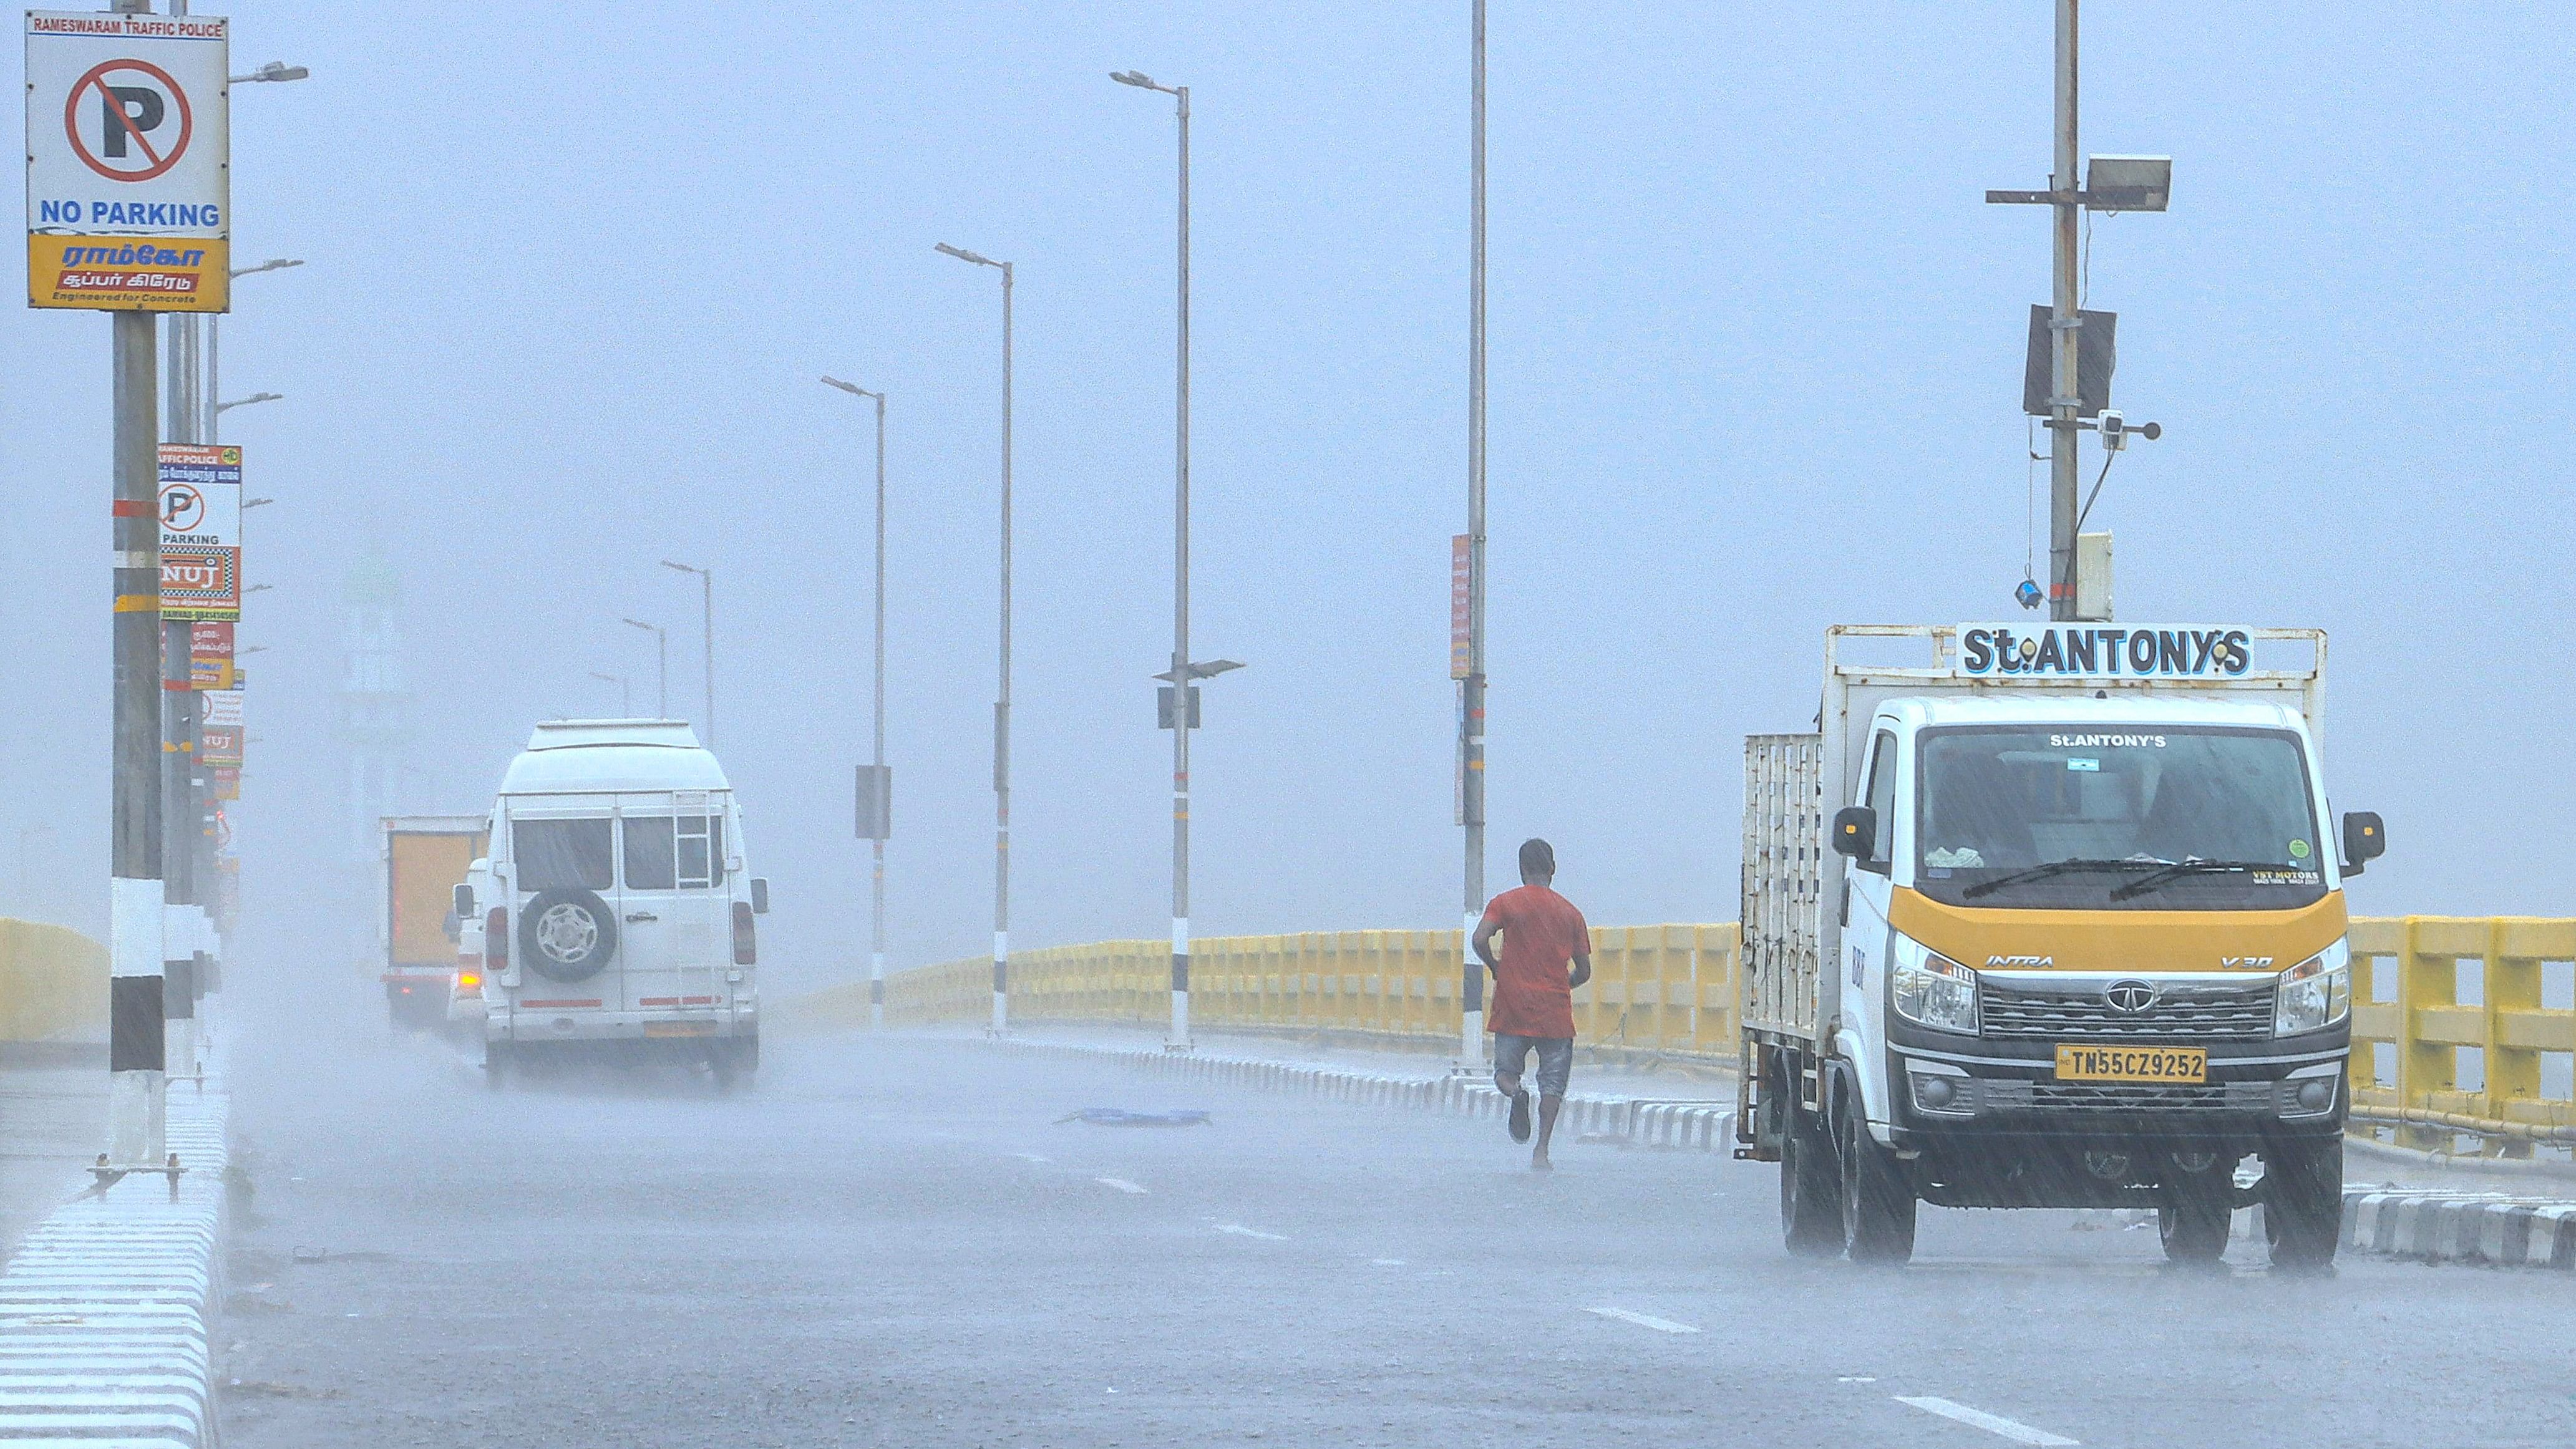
24 10 230 311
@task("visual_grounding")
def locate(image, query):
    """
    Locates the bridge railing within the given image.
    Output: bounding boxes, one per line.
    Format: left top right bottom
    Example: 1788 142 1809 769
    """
2346 917 2576 1145
825 916 2576 1143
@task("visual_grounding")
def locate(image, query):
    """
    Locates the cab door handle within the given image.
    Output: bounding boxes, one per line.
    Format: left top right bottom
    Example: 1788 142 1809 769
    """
625 911 658 923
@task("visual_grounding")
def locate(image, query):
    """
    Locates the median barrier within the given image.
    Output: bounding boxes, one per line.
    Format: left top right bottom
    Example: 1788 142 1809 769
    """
788 915 2576 1160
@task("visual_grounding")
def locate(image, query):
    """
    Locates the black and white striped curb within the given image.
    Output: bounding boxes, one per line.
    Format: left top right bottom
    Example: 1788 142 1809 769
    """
0 1081 228 1448
2341 1189 2576 1270
997 1037 1735 1151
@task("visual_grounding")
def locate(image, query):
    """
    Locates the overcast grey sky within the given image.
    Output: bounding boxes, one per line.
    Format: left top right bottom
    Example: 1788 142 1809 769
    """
5 3 2569 987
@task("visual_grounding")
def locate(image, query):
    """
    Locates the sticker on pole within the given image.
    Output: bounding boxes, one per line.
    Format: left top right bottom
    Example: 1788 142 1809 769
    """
25 11 230 312
158 443 241 620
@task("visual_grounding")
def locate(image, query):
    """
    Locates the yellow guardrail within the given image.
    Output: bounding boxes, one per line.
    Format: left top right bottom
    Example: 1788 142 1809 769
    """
800 915 2576 1146
0 918 108 1044
2347 917 2576 1147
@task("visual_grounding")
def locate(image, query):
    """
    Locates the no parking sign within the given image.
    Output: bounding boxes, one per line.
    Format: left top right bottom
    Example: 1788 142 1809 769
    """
24 10 230 311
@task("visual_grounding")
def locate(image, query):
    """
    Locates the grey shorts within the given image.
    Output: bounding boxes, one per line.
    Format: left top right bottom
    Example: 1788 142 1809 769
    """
1494 1034 1573 1098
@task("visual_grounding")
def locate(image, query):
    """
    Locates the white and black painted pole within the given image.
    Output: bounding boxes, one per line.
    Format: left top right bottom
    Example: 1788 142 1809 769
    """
823 376 892 1028
109 303 168 1167
936 242 1013 1037
1459 0 1490 1067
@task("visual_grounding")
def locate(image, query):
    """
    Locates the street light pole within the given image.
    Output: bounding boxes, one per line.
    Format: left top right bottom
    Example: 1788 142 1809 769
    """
589 672 629 715
936 242 1013 1037
822 377 890 1027
623 619 667 717
660 561 715 747
1114 67 1197 1052
2047 0 2081 621
1459 0 1490 1067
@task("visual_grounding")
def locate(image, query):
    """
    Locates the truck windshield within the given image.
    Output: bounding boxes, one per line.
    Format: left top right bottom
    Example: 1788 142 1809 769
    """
1913 726 2325 910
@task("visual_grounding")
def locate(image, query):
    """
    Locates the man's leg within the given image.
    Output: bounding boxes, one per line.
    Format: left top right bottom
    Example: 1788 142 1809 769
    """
1530 1039 1573 1170
1494 1034 1534 1144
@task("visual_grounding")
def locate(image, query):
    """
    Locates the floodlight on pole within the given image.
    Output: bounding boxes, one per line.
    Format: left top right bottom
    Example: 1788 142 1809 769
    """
659 560 716 747
622 618 668 718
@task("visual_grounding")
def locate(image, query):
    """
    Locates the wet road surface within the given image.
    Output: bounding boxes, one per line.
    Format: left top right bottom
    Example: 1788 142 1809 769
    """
218 1022 2573 1448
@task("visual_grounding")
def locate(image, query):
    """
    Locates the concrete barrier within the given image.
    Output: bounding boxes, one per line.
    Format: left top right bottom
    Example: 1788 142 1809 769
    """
0 919 106 1045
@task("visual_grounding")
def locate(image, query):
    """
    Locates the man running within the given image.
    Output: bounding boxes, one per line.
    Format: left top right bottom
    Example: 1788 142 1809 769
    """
1472 838 1592 1171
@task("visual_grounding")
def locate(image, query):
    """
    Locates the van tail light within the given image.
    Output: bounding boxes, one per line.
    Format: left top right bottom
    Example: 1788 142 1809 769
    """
456 971 482 997
732 901 757 966
485 908 509 971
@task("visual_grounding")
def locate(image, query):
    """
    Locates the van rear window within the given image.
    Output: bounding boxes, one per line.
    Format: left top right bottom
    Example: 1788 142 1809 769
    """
514 818 613 891
624 815 724 890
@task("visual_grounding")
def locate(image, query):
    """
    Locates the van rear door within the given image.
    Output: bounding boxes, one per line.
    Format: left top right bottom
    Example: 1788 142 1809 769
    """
615 793 730 1021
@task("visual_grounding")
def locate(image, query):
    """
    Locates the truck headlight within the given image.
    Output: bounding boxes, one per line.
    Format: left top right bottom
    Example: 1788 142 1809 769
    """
1893 949 1980 1034
2273 952 2350 1035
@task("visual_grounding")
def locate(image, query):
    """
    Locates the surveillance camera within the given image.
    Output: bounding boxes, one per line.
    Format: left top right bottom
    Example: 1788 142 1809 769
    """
2015 578 2044 611
2099 410 2127 451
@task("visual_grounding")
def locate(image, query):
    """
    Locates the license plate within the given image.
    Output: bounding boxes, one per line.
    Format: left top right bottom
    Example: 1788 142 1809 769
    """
2054 1045 2207 1083
644 1021 716 1039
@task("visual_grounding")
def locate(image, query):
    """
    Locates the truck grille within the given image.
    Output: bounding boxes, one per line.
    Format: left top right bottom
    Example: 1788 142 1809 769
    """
1980 980 2273 1042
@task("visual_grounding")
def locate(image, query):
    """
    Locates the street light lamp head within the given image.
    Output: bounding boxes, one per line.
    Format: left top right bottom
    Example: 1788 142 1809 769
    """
936 242 999 268
233 61 309 83
660 560 706 576
231 257 304 279
2084 155 2172 213
1112 70 1157 88
214 392 283 414
821 376 862 395
243 497 275 509
622 618 658 633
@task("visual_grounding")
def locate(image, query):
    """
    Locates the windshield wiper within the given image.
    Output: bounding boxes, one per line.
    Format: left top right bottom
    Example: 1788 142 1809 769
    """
2107 858 2285 901
1959 857 2170 899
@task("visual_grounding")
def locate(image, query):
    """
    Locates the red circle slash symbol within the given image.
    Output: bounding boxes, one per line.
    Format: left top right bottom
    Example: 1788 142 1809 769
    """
160 483 205 531
64 59 193 183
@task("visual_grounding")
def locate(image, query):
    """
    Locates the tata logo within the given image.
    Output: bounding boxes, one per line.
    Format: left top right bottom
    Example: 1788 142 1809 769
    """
2104 980 2159 1012
2220 956 2275 970
1985 955 2053 968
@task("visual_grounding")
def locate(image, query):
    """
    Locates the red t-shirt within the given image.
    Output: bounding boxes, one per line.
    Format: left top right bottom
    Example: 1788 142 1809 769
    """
1479 884 1590 1039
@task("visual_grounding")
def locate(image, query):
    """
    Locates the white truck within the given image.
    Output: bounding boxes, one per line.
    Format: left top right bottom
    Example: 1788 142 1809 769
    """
479 720 769 1088
1736 624 2384 1268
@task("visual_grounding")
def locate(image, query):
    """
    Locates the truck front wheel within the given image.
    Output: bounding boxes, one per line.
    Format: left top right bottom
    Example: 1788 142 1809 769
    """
1779 1100 1845 1258
2157 1165 2235 1264
1839 1102 1917 1265
2263 1137 2343 1271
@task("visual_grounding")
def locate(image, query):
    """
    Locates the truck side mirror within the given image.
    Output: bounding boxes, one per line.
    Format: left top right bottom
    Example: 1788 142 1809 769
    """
452 883 474 917
751 877 770 915
1831 807 1877 863
2341 812 2385 875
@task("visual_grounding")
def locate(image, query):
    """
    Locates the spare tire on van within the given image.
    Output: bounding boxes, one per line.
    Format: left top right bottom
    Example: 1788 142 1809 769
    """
520 886 618 981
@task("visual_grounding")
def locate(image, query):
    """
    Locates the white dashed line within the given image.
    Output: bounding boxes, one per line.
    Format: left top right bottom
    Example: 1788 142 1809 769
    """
1216 1224 1287 1241
1895 1397 2078 1446
1095 1177 1149 1195
1584 1306 1701 1334
1012 1153 1051 1163
1369 1258 1407 1267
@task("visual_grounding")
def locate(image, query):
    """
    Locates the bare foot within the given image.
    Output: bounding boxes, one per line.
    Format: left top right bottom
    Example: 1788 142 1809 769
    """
1530 1153 1553 1172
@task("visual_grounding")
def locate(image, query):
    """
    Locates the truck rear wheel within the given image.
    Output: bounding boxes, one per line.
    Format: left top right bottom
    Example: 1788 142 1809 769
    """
2263 1137 2343 1271
2157 1170 2233 1264
1838 1102 1916 1265
1779 1104 1845 1258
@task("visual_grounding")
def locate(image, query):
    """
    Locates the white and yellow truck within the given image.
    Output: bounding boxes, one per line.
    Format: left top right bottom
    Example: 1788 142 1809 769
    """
1737 624 2384 1267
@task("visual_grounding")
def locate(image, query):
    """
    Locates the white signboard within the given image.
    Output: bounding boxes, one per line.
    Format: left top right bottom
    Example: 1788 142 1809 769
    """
198 688 242 729
24 10 230 311
158 443 241 619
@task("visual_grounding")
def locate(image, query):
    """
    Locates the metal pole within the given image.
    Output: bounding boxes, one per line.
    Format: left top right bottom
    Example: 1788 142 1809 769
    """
110 307 168 1167
2048 0 2081 621
994 261 1013 1037
203 314 218 442
658 629 668 718
699 570 715 747
870 390 887 1029
1169 84 1193 1052
1459 0 1489 1067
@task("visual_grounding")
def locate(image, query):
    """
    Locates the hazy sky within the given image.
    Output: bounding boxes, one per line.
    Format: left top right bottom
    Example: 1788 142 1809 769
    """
5 3 2569 989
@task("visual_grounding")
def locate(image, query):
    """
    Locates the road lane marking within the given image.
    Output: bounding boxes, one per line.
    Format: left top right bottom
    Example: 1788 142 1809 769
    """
1585 1306 1701 1334
1370 1258 1406 1266
1012 1153 1051 1163
1895 1397 2078 1446
1215 1224 1286 1241
1095 1177 1149 1195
